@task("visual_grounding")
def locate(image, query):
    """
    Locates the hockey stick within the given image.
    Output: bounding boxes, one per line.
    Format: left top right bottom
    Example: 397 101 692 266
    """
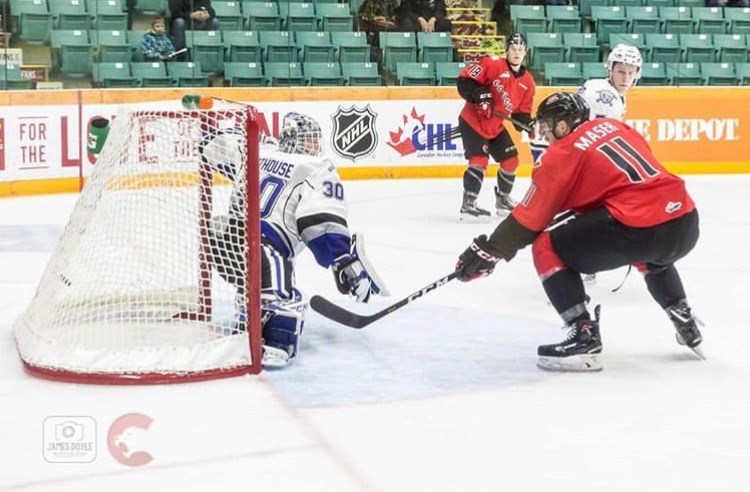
491 110 533 134
310 271 459 329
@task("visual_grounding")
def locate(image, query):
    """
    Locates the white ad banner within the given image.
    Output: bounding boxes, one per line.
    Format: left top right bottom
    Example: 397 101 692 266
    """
0 99 468 183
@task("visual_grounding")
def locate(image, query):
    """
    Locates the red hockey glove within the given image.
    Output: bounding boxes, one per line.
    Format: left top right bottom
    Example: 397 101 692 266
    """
455 235 501 282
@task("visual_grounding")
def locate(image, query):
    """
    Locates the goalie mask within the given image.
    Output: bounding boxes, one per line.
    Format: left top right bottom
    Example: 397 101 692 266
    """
278 112 324 156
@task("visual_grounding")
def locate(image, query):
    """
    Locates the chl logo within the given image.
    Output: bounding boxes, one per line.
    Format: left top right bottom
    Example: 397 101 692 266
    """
331 105 378 161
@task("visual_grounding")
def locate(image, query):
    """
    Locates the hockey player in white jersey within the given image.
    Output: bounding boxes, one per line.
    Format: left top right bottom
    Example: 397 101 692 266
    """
204 111 388 367
529 43 642 161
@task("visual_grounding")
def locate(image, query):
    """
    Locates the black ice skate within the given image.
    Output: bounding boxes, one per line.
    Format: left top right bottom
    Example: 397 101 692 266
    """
460 192 491 222
666 300 706 360
494 186 517 216
537 306 603 372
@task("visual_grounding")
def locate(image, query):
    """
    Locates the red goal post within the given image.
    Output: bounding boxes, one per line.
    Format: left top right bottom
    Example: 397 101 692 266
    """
13 103 262 383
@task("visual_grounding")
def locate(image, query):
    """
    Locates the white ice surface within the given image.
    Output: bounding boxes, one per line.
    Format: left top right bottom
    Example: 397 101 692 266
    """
1 176 748 492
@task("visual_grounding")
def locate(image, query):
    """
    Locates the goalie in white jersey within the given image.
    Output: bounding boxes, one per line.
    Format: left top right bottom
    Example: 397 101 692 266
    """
204 111 388 367
529 43 642 161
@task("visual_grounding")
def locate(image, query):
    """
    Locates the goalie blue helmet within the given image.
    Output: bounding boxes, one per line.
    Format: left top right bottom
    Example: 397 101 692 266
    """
278 112 324 156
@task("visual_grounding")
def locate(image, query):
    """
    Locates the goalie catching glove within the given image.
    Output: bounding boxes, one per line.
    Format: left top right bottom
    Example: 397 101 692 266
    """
455 235 502 282
332 233 389 303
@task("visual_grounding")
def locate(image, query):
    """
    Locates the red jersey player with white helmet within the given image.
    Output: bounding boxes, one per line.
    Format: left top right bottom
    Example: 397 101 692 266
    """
455 92 704 371
456 32 536 221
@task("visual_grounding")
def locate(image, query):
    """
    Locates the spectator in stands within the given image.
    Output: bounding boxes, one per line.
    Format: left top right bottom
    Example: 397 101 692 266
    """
141 18 177 62
359 0 400 52
544 0 571 5
707 0 750 6
168 0 219 60
398 0 452 33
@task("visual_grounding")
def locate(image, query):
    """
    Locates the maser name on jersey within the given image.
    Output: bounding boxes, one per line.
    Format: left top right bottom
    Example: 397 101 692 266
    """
572 121 619 151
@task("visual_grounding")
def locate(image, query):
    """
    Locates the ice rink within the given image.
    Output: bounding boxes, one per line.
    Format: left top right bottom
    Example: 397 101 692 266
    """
1 175 748 491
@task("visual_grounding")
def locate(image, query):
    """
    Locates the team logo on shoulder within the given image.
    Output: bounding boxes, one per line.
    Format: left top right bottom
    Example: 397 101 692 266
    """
596 89 616 107
331 105 378 161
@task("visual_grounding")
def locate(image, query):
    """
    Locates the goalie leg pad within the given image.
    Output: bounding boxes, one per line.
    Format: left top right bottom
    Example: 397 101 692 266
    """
351 233 390 297
261 294 307 368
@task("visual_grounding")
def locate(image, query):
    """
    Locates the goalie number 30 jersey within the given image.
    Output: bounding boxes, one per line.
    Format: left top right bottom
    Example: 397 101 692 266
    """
258 148 352 268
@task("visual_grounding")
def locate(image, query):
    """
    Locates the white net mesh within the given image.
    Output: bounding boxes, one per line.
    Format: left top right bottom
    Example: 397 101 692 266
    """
14 105 261 382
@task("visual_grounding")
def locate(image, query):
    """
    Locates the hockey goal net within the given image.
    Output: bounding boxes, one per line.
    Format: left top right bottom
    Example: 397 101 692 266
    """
14 103 262 383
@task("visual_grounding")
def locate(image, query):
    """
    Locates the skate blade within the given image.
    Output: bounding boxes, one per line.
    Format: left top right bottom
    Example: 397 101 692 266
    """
262 346 293 368
676 334 707 360
537 354 603 372
582 274 597 285
459 213 491 223
495 209 512 217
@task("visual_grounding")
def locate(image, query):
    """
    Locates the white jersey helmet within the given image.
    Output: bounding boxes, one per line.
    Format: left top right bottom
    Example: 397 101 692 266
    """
607 43 642 80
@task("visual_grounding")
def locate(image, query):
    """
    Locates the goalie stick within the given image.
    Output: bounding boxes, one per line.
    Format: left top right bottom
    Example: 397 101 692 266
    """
311 271 459 329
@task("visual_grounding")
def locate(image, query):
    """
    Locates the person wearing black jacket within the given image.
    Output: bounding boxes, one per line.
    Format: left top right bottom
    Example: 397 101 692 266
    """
398 0 452 32
169 0 219 58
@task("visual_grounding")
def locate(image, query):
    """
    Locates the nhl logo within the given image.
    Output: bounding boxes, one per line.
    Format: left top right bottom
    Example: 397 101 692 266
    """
331 105 378 161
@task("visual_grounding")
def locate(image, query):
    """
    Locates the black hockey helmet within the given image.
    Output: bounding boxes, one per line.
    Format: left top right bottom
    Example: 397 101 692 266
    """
505 32 527 50
535 92 590 134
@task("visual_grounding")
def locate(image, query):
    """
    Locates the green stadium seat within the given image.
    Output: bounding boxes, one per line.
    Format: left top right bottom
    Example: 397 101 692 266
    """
12 0 53 44
544 62 583 85
700 62 737 85
616 0 640 7
714 34 748 63
691 7 727 34
645 33 682 63
50 0 91 31
640 62 670 85
546 6 582 33
528 32 565 70
608 33 646 51
417 32 454 63
304 61 343 85
223 61 266 86
648 0 675 7
214 1 245 31
332 31 370 62
185 30 224 73
435 61 466 86
93 62 138 87
279 2 317 31
591 6 628 45
681 34 715 63
128 29 146 61
582 61 607 79
224 31 262 62
135 0 167 15
87 0 126 12
396 62 435 86
509 5 547 33
91 0 128 31
666 62 702 85
51 29 95 77
315 3 353 31
0 64 35 89
296 31 334 62
243 2 282 31
341 61 381 85
379 32 417 73
675 0 703 7
725 8 750 35
166 61 210 86
627 6 660 34
260 30 297 62
735 62 750 85
564 33 599 63
578 0 609 19
91 29 131 63
264 61 305 85
659 7 694 34
131 61 174 87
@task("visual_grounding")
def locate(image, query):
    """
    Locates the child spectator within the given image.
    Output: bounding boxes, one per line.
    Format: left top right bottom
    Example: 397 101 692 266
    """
141 18 177 62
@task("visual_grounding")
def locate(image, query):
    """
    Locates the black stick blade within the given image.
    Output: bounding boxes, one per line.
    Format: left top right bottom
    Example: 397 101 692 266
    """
310 295 377 329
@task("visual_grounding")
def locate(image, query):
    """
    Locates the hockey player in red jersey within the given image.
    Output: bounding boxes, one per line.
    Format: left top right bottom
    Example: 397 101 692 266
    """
454 92 703 371
456 32 535 220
